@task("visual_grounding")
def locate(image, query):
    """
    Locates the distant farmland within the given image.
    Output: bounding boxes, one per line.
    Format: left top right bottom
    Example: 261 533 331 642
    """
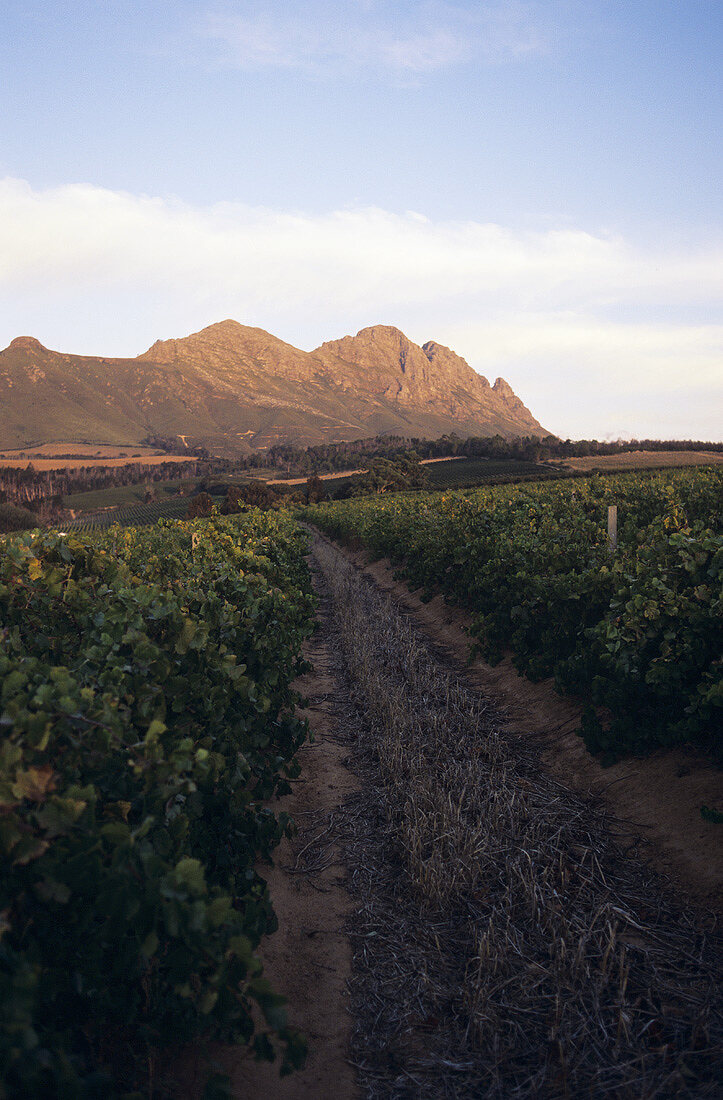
0 443 167 459
0 454 197 471
558 449 723 472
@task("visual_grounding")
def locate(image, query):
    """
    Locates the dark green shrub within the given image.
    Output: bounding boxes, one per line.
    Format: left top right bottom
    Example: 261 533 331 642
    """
0 503 38 533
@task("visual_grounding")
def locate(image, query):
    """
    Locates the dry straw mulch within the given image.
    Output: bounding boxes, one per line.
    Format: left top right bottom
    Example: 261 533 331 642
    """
310 535 722 1099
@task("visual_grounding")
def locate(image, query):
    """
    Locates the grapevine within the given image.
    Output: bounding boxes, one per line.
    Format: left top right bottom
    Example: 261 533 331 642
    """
0 510 315 1095
306 467 722 762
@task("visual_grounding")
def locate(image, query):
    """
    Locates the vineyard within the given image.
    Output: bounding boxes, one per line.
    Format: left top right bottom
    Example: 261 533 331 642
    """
65 497 192 532
306 466 723 763
2 468 721 1097
424 455 556 488
0 512 315 1095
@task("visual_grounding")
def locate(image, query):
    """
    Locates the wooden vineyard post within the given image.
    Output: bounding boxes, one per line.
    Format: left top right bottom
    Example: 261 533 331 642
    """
607 505 618 551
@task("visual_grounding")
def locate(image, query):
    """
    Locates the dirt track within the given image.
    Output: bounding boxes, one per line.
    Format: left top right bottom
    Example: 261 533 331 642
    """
177 555 360 1098
226 577 361 1099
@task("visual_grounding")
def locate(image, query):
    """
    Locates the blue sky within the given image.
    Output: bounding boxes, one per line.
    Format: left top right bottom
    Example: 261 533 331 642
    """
1 1 721 438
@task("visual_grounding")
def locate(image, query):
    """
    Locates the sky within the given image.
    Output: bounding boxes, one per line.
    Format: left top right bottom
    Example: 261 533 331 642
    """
1 0 721 440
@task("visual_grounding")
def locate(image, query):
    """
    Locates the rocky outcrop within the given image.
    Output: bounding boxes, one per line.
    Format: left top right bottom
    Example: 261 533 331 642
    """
314 325 440 403
7 336 48 353
313 325 543 435
423 340 491 389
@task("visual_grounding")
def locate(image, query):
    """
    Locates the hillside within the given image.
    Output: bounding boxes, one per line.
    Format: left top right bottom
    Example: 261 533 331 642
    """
0 322 546 453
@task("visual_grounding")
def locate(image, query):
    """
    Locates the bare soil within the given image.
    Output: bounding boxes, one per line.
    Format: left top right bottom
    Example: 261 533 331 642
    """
176 568 361 1100
332 539 723 911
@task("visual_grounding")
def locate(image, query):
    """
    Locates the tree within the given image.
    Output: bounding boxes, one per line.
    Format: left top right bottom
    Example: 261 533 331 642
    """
221 480 279 513
305 475 326 504
333 455 429 498
186 492 214 518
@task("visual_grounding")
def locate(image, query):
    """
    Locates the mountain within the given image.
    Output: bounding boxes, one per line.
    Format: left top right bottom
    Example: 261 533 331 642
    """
0 322 546 453
313 326 541 433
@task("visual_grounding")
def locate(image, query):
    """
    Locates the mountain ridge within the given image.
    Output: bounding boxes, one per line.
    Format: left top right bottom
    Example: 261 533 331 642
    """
0 321 547 453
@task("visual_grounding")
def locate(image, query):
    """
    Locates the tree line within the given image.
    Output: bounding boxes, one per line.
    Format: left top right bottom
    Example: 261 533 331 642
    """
0 459 229 509
236 434 723 475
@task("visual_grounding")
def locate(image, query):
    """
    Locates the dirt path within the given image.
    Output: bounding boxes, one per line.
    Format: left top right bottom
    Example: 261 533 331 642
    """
176 562 361 1100
328 538 723 911
230 577 361 1099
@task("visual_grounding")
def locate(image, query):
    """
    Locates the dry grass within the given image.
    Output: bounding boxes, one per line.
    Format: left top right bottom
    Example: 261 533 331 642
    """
310 534 722 1098
557 451 723 472
0 443 165 459
0 455 197 470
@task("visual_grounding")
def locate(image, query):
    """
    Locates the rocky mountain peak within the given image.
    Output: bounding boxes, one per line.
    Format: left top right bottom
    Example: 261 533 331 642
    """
311 326 541 431
353 324 413 346
6 336 48 353
491 376 533 418
138 321 320 383
314 326 437 402
141 320 271 362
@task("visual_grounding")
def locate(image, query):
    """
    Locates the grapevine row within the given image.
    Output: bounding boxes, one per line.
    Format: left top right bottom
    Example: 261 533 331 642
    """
0 511 315 1096
306 467 722 762
65 496 191 533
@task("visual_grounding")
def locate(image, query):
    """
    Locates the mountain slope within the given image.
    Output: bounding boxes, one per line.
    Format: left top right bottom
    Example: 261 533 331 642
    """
0 322 547 452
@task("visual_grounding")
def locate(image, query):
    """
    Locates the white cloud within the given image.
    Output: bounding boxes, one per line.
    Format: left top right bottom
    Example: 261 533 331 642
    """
1 176 721 439
198 1 546 74
441 316 723 438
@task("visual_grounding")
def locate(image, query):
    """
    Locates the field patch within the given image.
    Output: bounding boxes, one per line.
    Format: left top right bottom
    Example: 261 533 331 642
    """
0 443 167 459
0 454 197 470
559 449 723 472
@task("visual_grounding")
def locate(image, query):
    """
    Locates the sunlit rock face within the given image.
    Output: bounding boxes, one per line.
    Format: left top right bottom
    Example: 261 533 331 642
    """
0 321 546 453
